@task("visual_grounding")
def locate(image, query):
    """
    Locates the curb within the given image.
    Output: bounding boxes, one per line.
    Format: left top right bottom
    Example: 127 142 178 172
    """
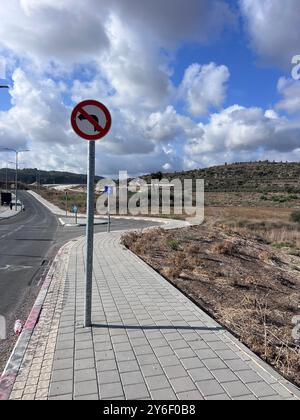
0 241 73 400
0 209 21 222
28 190 190 227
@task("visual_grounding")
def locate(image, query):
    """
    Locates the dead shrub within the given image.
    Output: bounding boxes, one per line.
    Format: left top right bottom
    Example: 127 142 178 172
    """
212 240 236 255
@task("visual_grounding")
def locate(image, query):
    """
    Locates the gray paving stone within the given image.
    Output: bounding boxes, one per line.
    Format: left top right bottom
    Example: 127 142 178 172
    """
49 380 73 397
95 350 115 361
75 349 94 360
75 341 94 350
202 358 228 370
74 380 98 397
150 388 177 400
225 359 249 372
135 345 153 356
75 394 99 400
170 376 196 393
158 355 180 367
124 383 150 400
221 381 252 398
97 360 118 372
140 364 164 377
153 346 174 357
52 358 73 371
270 383 295 398
48 394 73 400
74 369 97 383
51 369 73 383
196 379 225 397
148 338 168 348
195 349 217 360
100 382 124 399
75 358 95 371
205 393 231 400
113 342 132 352
211 368 238 383
55 340 74 351
181 357 204 370
174 348 196 359
137 354 158 365
188 367 214 382
145 375 170 390
236 370 264 384
216 349 240 361
115 350 136 362
234 395 258 400
246 382 279 398
189 340 210 351
120 371 144 386
130 337 149 347
208 341 230 351
177 390 204 400
164 365 187 379
118 360 140 373
98 370 120 384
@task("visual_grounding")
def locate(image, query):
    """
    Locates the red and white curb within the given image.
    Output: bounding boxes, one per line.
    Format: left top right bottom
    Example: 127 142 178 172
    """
0 241 72 400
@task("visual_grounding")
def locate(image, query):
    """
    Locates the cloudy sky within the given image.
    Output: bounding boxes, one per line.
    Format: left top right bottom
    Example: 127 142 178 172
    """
0 0 299 176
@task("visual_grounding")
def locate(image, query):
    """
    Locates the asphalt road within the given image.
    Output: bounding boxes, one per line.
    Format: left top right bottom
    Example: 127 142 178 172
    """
0 190 160 372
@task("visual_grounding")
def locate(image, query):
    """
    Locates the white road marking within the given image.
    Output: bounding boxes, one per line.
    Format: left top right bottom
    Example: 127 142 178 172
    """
0 264 33 272
0 224 24 240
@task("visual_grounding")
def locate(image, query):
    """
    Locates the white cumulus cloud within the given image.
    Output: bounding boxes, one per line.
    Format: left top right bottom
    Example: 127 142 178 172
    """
179 63 230 117
240 0 300 67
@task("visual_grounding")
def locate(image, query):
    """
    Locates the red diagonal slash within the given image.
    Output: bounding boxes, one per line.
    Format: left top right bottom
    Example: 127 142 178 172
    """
77 106 104 133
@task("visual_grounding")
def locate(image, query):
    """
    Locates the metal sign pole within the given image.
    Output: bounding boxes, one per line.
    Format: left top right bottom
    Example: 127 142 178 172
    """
71 99 111 329
84 141 95 328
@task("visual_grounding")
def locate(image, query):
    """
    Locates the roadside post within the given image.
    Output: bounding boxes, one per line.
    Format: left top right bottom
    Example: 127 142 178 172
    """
105 186 114 233
71 99 112 328
65 191 68 217
72 204 78 225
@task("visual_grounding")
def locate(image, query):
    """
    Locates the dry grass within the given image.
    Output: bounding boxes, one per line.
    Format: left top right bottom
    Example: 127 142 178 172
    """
123 224 300 387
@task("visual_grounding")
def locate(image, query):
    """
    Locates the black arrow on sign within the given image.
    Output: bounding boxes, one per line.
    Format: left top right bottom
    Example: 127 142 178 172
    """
78 113 99 132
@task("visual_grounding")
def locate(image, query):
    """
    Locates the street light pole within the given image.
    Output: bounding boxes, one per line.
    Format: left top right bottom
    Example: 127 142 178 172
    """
0 148 29 210
15 151 18 211
5 162 8 191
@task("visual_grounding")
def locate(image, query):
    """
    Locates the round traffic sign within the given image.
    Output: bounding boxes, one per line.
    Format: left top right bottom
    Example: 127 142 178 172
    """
71 99 112 141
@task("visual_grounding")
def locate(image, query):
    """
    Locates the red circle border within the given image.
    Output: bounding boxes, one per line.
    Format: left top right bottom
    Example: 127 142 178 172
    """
71 99 112 141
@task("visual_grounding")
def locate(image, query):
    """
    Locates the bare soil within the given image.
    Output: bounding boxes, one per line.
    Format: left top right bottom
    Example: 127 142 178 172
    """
123 225 300 388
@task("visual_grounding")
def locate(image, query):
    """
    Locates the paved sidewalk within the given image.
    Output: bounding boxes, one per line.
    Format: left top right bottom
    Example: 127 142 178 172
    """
0 206 20 219
6 232 300 400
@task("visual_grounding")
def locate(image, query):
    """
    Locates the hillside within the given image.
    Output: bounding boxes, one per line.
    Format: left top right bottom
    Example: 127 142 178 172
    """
146 161 300 193
0 168 102 186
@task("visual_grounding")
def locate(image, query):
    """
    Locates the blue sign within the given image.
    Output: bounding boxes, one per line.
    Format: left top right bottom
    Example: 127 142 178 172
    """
72 205 78 214
105 186 114 195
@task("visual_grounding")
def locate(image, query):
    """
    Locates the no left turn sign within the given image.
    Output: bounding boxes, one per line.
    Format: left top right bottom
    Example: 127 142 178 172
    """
71 99 112 141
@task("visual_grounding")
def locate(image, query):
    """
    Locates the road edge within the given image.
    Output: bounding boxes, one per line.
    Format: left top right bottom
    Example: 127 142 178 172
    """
0 239 75 400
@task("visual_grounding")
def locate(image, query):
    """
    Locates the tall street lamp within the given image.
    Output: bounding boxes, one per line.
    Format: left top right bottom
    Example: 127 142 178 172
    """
0 148 30 211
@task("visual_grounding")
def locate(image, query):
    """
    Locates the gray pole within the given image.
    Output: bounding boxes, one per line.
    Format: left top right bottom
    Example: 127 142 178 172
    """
15 151 18 211
84 141 95 328
65 191 68 217
5 162 8 191
107 193 111 233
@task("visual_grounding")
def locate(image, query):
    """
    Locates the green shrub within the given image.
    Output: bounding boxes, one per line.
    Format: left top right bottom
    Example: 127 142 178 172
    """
290 211 300 223
167 239 180 251
260 194 268 201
